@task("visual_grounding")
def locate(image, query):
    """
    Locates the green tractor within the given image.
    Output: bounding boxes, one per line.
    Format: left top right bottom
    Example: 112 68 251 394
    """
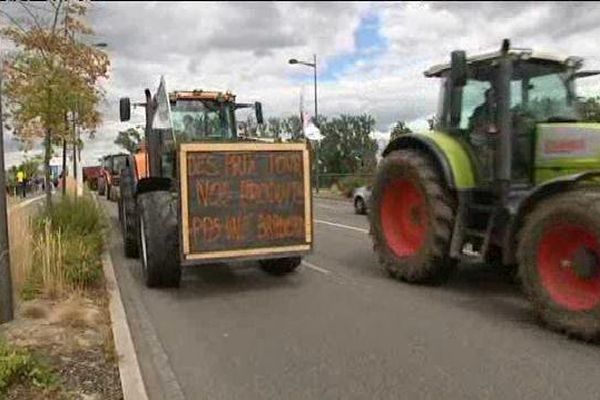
369 39 600 340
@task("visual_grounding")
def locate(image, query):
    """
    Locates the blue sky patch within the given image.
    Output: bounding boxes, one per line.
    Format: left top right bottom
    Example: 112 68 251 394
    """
289 12 387 84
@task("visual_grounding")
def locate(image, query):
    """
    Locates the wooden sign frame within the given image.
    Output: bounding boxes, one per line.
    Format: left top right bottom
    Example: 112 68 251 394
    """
179 142 313 263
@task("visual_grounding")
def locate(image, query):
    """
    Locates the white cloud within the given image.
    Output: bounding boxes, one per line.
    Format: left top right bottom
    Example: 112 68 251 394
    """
3 1 600 167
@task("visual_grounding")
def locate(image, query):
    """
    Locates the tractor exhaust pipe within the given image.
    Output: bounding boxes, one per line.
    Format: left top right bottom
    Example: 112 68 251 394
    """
496 39 513 197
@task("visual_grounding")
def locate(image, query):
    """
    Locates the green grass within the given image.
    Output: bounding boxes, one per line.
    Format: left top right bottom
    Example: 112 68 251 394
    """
0 338 57 395
23 195 107 298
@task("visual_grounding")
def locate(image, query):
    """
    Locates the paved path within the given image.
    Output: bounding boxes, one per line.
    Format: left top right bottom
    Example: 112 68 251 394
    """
102 197 600 400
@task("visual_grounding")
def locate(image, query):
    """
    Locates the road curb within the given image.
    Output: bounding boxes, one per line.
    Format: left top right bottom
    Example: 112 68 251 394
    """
7 194 45 214
313 194 351 203
94 194 149 400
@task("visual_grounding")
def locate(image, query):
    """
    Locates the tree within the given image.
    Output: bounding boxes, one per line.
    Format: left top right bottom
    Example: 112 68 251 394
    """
319 114 378 175
115 127 142 154
264 117 282 138
390 120 412 140
283 115 304 140
578 96 600 122
1 2 109 207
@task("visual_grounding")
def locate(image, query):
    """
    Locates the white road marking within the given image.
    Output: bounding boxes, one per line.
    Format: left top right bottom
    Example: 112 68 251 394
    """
302 260 332 275
315 219 369 234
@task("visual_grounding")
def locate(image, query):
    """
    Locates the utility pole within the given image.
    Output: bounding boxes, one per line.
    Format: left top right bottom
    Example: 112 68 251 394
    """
62 139 67 195
72 105 77 184
0 53 14 323
312 54 319 193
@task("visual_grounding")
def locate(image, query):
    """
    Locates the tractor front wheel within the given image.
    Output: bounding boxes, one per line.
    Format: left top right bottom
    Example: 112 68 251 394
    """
138 191 181 287
368 149 455 284
518 190 600 341
120 167 139 258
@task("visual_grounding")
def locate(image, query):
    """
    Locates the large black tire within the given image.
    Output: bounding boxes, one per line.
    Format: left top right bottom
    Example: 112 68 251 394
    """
97 177 106 196
106 183 111 201
120 167 139 258
368 149 456 284
138 191 181 288
517 190 600 341
259 257 302 276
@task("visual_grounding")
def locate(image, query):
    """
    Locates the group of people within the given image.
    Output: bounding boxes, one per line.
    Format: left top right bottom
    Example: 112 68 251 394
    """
10 170 48 198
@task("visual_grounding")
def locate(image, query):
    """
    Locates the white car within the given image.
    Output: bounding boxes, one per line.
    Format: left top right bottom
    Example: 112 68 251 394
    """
352 186 371 215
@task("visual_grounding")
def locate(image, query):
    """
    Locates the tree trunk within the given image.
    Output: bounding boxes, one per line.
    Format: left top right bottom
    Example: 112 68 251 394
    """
44 127 52 208
62 138 67 196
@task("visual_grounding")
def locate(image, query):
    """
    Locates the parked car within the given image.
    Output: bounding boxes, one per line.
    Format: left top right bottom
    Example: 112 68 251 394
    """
352 185 371 215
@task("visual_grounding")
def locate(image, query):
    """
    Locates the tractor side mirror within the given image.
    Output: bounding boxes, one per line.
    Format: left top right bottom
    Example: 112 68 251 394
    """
450 50 467 87
120 97 131 122
255 102 264 125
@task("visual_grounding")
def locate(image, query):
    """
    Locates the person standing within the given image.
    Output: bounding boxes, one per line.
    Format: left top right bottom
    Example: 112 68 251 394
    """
16 170 26 198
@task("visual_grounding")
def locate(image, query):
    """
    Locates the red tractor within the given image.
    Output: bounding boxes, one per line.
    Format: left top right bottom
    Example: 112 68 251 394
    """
97 153 128 201
82 166 102 191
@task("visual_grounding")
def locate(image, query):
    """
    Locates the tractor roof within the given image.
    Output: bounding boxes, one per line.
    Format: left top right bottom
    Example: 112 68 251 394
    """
168 90 236 103
424 49 583 77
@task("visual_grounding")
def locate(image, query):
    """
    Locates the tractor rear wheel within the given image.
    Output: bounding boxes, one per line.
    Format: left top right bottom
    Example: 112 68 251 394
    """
259 257 302 276
369 149 455 284
138 191 181 288
518 190 600 341
120 167 139 258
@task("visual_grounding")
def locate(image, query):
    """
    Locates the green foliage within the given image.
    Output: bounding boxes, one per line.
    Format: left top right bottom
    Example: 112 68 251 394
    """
319 114 378 175
337 175 371 198
115 127 142 154
578 96 600 122
262 116 304 139
0 338 57 394
390 121 412 140
2 2 110 208
27 195 106 293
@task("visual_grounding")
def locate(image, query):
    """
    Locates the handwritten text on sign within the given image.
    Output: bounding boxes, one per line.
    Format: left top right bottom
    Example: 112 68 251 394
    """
186 150 308 253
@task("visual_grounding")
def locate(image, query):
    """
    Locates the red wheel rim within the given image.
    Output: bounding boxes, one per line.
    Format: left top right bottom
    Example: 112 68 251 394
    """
538 223 600 311
380 179 429 257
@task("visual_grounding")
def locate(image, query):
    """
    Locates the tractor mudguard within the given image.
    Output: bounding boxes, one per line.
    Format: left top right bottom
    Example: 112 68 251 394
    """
503 170 600 265
382 132 476 190
136 177 173 196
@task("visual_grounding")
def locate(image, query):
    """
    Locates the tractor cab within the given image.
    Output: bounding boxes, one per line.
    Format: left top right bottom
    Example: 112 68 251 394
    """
119 77 263 179
426 41 599 187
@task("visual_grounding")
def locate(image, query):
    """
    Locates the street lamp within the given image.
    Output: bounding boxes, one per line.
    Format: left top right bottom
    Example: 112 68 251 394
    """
288 54 320 193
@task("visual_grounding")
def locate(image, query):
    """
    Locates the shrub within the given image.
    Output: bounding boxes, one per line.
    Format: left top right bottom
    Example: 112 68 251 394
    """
0 338 56 394
23 195 106 298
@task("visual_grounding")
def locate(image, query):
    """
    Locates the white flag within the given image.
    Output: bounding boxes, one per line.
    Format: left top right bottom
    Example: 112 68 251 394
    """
305 121 322 141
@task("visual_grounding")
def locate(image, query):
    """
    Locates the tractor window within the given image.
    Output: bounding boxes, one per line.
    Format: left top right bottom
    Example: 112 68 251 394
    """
171 100 234 141
459 80 493 130
113 156 127 174
526 73 577 121
510 63 579 123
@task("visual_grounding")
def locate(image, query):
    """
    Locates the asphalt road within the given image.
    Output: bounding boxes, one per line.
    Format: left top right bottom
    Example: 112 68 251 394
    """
102 196 600 400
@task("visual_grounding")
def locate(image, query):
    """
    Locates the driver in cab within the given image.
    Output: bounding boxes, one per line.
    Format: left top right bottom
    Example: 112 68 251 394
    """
468 87 498 177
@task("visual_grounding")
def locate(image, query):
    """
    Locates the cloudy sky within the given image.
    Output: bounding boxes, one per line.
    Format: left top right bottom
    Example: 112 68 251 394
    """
2 1 600 167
